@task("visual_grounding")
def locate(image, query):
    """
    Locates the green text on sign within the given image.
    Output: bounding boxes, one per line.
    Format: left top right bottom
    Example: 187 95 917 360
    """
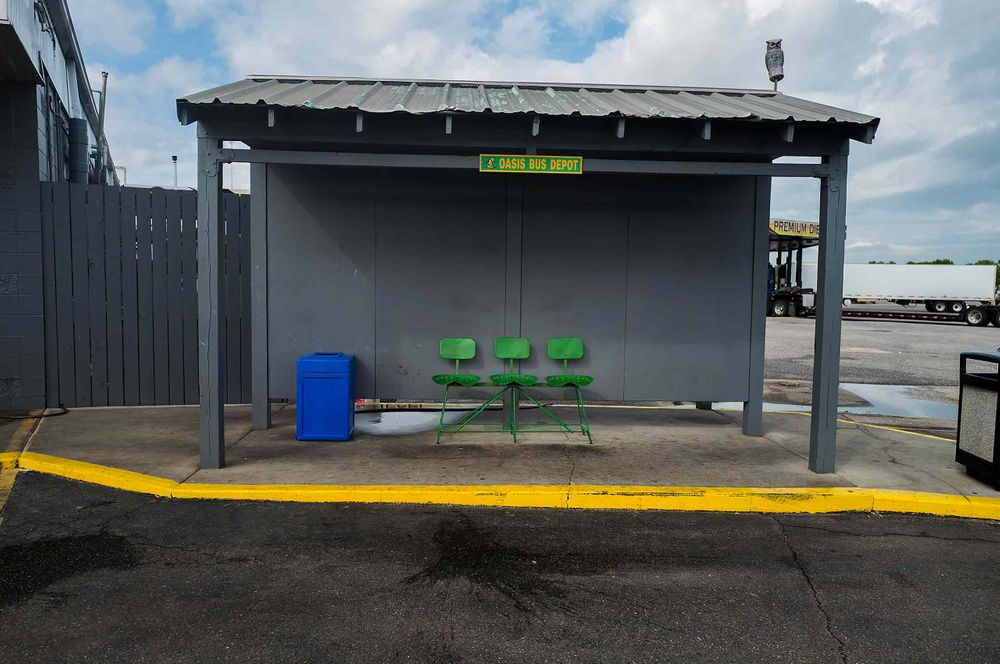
479 154 583 174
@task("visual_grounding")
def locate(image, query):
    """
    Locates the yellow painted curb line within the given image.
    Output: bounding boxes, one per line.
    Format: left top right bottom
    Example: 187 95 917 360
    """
842 420 954 442
16 452 176 497
3 451 999 521
0 452 20 470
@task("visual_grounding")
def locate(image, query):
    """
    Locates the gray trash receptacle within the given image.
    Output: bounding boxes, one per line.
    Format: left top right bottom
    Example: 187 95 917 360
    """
957 351 1000 489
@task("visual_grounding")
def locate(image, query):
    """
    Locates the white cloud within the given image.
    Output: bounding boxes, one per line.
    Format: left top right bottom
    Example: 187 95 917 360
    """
70 0 154 54
95 56 218 187
855 50 886 78
494 5 550 48
82 0 999 262
857 0 940 44
886 243 921 255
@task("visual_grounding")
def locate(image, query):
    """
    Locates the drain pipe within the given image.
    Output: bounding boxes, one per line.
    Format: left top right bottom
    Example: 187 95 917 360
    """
68 118 89 184
95 71 108 182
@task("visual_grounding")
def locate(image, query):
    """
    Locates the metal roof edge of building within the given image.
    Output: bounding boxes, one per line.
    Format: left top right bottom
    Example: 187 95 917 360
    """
241 74 779 95
176 75 879 141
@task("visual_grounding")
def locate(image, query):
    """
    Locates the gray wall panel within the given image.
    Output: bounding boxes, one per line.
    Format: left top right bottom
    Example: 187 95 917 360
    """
624 176 754 401
519 176 628 400
266 168 757 403
374 170 507 398
267 165 376 399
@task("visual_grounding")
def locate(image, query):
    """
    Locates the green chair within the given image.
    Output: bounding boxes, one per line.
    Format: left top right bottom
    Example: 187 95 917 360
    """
545 338 593 387
432 338 480 387
543 337 592 443
434 338 490 444
433 336 593 445
489 337 538 387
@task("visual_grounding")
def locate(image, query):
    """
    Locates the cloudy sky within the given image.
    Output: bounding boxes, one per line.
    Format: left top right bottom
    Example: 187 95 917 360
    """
72 0 999 264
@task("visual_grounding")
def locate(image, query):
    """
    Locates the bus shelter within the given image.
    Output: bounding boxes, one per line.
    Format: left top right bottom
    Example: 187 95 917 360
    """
176 76 879 473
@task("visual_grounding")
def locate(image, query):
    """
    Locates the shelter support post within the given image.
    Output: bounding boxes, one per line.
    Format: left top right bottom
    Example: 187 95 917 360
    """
197 134 226 468
809 154 848 473
251 162 270 430
743 176 771 435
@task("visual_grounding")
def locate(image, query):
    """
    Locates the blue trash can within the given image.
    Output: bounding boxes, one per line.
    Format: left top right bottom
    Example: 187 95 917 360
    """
296 352 355 441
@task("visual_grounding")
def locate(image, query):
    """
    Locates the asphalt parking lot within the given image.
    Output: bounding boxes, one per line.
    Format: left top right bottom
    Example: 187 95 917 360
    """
1 473 999 663
765 310 998 385
2 307 995 663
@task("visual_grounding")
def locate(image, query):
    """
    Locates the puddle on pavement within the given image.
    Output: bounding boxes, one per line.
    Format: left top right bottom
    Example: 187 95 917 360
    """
355 410 465 436
720 383 957 420
837 383 957 420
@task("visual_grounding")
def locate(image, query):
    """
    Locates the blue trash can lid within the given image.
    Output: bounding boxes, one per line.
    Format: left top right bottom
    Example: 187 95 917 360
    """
297 352 355 373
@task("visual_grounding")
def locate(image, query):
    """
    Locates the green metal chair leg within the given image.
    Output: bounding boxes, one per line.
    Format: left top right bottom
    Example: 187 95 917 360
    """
451 387 507 434
575 386 593 444
519 389 574 433
436 384 450 444
511 387 518 444
449 387 506 429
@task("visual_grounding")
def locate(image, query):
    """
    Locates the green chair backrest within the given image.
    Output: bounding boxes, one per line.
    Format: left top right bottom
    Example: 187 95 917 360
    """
548 337 583 373
440 338 475 373
495 337 530 372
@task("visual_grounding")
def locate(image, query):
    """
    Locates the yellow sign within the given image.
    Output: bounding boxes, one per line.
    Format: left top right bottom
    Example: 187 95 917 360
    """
479 154 583 174
769 218 819 238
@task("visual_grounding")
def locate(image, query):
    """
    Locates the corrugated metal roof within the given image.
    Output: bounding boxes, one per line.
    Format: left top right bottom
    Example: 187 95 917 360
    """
178 75 879 129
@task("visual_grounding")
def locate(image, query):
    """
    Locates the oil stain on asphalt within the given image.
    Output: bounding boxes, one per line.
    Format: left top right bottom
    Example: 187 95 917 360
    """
0 532 140 608
406 514 617 614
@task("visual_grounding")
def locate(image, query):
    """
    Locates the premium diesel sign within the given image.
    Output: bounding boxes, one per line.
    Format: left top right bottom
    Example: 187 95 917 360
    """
769 218 820 238
479 154 583 174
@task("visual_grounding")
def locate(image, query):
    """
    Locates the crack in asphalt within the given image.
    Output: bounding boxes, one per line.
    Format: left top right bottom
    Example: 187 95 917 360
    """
781 521 1000 544
126 536 256 566
561 442 576 487
771 514 849 664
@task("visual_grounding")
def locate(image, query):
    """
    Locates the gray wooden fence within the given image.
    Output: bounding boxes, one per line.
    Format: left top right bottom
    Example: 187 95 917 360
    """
40 183 251 407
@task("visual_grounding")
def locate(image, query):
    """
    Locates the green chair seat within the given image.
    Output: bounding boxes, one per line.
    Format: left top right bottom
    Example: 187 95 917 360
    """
489 373 537 387
433 373 480 387
545 374 593 387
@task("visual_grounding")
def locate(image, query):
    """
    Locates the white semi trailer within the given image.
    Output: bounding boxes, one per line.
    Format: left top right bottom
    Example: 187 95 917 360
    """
800 263 996 313
768 263 1000 325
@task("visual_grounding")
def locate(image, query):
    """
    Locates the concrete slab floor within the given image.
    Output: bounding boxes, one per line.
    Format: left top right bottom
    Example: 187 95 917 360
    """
21 405 257 482
16 403 994 497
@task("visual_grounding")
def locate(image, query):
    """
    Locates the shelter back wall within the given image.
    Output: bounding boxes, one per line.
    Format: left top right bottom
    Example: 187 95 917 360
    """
267 165 755 402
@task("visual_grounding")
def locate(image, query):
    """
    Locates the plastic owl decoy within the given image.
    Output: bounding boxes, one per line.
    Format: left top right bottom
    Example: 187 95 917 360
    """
765 38 784 90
